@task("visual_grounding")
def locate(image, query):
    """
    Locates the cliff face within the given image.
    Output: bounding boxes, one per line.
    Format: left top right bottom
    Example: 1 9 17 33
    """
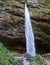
0 0 50 54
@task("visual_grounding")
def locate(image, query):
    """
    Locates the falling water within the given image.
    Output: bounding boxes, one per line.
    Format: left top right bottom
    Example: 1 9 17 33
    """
25 3 36 57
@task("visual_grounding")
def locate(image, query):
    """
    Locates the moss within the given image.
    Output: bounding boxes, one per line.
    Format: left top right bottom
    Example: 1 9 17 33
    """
38 0 50 6
0 43 14 65
31 7 50 16
30 54 44 65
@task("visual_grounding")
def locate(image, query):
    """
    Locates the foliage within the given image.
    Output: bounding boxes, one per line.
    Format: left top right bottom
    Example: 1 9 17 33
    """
0 43 14 65
13 58 23 65
30 54 44 65
38 0 50 6
0 43 24 65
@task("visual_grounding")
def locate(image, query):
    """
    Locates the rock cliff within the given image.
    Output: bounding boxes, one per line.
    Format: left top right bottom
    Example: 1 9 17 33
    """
0 0 50 54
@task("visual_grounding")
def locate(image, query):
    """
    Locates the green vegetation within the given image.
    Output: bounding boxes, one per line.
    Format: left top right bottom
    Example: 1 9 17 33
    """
38 0 50 8
0 43 14 65
30 54 44 65
0 43 23 65
28 0 50 16
31 7 50 16
13 58 23 65
24 0 27 3
24 54 44 65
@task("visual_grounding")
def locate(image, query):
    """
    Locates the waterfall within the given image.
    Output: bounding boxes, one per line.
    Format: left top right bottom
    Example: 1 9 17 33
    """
25 3 36 57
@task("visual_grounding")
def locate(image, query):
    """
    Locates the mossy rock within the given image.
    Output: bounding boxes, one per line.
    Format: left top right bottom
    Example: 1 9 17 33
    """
30 54 44 65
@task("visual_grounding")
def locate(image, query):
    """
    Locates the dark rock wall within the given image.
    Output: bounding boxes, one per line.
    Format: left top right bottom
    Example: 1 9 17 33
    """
0 0 50 54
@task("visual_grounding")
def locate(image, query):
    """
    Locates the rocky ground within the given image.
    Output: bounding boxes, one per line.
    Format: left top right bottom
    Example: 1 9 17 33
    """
0 0 50 54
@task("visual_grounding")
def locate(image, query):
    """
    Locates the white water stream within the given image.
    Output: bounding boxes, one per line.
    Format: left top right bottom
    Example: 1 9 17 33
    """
25 3 36 57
